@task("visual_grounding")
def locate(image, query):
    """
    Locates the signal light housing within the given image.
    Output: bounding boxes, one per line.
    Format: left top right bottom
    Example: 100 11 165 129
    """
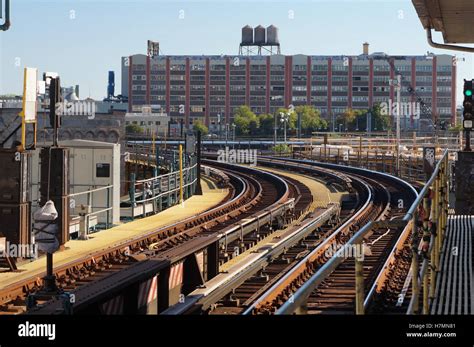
463 80 473 130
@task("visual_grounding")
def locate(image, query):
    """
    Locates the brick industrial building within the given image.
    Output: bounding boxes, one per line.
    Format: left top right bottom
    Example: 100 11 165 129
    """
122 43 456 131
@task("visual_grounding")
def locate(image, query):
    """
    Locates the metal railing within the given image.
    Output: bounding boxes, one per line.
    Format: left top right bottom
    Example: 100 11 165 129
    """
298 147 428 182
405 149 449 314
125 160 198 219
68 184 115 235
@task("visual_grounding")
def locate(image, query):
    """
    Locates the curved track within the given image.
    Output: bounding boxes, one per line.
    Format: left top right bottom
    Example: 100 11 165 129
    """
180 157 416 315
0 163 300 314
242 157 417 315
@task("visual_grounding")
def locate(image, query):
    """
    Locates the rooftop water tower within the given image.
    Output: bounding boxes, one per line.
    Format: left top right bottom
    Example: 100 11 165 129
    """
239 24 281 55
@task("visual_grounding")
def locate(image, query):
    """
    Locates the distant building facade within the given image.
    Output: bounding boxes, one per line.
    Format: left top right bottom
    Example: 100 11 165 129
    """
125 111 170 136
0 98 127 147
122 46 456 130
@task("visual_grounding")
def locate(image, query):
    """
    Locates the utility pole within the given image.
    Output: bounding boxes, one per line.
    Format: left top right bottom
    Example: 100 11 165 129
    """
297 111 302 138
390 74 402 175
367 111 372 135
179 144 183 204
225 123 229 148
280 112 289 144
396 74 401 175
194 131 203 195
274 113 278 149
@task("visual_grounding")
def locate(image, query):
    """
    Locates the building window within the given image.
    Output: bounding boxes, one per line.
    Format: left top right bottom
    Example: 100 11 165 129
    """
352 96 368 102
353 65 369 72
395 65 411 72
96 163 110 178
311 86 327 91
292 96 307 102
313 65 328 71
210 64 226 71
415 65 432 72
170 75 185 81
437 76 452 83
332 64 348 71
373 65 390 72
293 65 307 71
312 76 327 82
293 86 307 92
437 65 452 72
332 76 348 82
332 86 348 92
170 64 185 71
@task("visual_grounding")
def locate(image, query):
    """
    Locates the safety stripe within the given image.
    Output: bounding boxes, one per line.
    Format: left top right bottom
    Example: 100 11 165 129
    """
100 295 124 315
168 262 184 289
138 275 158 308
196 251 204 274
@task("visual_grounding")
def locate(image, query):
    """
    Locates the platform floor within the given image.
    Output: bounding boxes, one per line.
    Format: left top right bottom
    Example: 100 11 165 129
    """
221 167 345 272
0 180 229 291
257 166 345 208
431 215 474 314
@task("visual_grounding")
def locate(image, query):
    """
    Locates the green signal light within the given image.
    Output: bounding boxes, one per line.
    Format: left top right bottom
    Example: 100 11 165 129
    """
465 89 473 97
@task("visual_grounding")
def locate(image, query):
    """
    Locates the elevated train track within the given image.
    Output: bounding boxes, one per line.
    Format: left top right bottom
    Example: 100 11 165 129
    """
244 158 417 315
2 155 418 315
162 156 417 315
6 162 303 314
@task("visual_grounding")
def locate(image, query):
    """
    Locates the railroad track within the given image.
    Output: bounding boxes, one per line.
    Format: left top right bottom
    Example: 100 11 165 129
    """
241 158 417 315
211 173 313 266
160 158 374 314
183 159 375 315
0 162 298 314
164 156 415 315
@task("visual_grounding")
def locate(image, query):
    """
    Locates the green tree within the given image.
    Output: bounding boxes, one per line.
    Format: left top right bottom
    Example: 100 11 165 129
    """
371 103 390 130
341 108 357 131
126 124 144 134
352 109 368 131
449 124 463 132
295 105 327 134
272 143 291 154
258 113 274 135
193 120 209 136
234 106 259 135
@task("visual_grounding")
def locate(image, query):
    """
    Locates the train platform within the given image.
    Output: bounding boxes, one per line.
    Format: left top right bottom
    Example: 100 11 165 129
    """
221 167 345 272
257 166 345 208
0 180 229 291
430 215 474 314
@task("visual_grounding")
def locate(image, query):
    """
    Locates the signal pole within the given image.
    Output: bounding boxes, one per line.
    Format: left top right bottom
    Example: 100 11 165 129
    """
390 75 402 175
463 79 473 152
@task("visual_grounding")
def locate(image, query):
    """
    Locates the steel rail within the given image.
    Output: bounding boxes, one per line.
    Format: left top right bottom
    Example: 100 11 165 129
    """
161 204 340 315
243 157 417 315
243 172 374 314
0 167 242 309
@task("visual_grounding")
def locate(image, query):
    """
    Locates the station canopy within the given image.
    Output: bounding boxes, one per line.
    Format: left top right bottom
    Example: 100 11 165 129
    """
412 0 474 43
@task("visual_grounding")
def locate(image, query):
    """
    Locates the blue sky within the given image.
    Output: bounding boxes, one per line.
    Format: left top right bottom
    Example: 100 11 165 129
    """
1 0 472 103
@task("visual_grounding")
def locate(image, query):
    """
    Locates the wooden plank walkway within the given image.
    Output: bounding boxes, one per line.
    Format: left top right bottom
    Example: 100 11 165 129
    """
430 215 474 314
